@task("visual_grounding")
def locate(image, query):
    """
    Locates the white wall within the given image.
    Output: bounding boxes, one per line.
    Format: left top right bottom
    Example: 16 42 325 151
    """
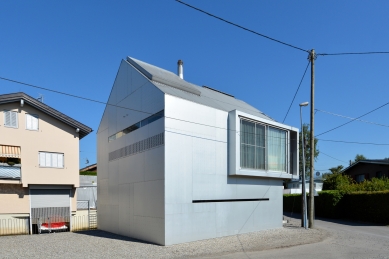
97 60 165 245
164 94 284 245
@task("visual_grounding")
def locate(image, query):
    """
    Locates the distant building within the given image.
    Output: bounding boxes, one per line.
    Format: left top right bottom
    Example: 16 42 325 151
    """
97 57 299 245
342 159 389 183
284 175 323 194
80 163 97 172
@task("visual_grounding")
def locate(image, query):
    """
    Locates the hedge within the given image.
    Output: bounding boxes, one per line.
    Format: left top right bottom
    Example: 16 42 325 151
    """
79 171 97 176
283 190 389 224
340 191 389 224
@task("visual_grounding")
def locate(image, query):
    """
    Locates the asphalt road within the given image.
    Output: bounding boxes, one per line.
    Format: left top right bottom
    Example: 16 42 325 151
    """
201 214 389 259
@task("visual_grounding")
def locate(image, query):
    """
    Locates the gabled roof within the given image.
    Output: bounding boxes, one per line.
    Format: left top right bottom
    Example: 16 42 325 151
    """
341 159 389 174
0 92 92 139
80 163 97 172
126 57 275 121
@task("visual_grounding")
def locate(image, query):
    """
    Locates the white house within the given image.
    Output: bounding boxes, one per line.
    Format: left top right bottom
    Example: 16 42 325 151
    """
284 177 323 194
97 57 299 245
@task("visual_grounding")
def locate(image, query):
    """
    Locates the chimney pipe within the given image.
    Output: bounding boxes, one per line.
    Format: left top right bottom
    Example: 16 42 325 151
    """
177 60 184 79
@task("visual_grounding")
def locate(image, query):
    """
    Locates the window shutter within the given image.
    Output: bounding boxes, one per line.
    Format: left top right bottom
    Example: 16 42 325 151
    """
45 153 51 167
26 114 32 129
39 152 46 166
32 115 38 130
58 154 64 168
26 114 39 130
5 111 11 126
11 112 17 127
39 152 63 168
52 153 58 168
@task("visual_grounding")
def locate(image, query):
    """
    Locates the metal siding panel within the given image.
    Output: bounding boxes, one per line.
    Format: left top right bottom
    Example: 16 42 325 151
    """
30 189 70 208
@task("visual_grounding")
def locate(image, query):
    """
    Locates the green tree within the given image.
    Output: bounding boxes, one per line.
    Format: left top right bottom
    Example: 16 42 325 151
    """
354 154 366 162
329 165 344 174
322 170 353 191
299 123 319 177
349 154 367 165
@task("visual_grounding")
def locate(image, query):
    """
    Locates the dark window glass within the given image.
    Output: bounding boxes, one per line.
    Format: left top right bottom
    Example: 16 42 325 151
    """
108 110 164 142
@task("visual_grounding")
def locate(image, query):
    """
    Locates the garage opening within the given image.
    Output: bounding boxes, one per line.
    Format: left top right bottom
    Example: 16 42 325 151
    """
30 189 71 234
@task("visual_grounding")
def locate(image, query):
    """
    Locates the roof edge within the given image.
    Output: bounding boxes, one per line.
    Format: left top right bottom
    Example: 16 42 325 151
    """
0 92 92 139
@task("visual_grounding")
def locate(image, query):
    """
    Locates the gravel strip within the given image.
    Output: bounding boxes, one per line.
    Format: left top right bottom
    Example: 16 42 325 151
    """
0 217 329 259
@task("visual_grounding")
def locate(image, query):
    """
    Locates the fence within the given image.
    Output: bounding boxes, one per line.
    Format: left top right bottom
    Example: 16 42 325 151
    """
77 186 97 209
0 209 97 236
0 217 29 236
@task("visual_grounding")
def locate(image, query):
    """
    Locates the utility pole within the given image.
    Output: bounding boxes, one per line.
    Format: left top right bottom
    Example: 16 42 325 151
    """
308 49 316 228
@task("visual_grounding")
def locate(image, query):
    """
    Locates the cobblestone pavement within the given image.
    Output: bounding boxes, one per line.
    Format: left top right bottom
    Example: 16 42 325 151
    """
0 218 328 259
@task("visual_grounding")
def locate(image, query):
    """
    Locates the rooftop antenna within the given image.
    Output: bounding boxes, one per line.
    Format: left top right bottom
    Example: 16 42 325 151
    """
37 94 44 103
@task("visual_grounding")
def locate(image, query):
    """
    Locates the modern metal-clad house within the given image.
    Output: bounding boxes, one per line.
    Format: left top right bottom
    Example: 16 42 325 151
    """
97 57 299 245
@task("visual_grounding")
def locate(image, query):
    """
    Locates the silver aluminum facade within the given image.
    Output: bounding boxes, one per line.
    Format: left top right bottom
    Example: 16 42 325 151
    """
97 57 299 245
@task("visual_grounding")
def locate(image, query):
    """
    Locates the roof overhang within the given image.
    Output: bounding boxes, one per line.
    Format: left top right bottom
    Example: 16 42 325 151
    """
341 160 389 174
0 92 92 139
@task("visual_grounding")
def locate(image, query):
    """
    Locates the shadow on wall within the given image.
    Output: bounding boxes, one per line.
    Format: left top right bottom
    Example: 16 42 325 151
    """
0 184 26 198
227 176 280 186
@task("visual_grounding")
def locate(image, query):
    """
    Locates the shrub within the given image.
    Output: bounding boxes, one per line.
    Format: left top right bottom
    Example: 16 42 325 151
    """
314 190 343 218
322 173 353 191
283 194 302 214
79 171 97 176
323 174 389 193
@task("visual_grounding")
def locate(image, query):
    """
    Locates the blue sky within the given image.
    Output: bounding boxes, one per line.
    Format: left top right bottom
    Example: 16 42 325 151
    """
1 1 388 171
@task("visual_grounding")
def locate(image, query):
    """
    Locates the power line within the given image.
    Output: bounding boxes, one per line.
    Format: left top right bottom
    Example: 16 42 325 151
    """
282 61 310 123
0 76 291 141
317 51 389 56
316 109 389 128
0 76 153 116
319 151 348 163
4 75 389 145
316 101 389 137
175 0 308 53
318 139 389 146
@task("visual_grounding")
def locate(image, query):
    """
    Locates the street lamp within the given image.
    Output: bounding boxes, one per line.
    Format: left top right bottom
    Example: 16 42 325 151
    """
299 101 309 229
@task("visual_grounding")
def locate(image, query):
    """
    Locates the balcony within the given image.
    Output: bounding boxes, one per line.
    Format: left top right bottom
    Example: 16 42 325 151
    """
0 163 21 179
0 145 21 181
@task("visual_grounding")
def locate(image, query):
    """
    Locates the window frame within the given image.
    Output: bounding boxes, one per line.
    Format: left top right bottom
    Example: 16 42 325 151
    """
228 110 298 179
4 110 18 128
38 152 64 169
239 118 288 173
25 113 39 131
356 174 365 183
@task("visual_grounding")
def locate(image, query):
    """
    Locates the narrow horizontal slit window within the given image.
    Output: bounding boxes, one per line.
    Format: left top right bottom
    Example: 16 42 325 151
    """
192 198 269 203
108 110 164 142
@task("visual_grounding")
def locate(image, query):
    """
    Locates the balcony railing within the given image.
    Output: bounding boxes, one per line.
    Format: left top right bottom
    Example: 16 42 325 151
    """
0 164 21 179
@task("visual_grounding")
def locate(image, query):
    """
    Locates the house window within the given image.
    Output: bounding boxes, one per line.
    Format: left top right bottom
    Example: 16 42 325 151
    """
26 114 39 130
4 110 18 128
108 110 164 142
376 171 383 178
240 119 287 172
268 126 287 171
39 152 64 168
356 174 365 183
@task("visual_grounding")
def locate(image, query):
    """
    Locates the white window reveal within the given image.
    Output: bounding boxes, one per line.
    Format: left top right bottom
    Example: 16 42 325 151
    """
4 110 18 128
39 152 64 168
26 114 39 130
